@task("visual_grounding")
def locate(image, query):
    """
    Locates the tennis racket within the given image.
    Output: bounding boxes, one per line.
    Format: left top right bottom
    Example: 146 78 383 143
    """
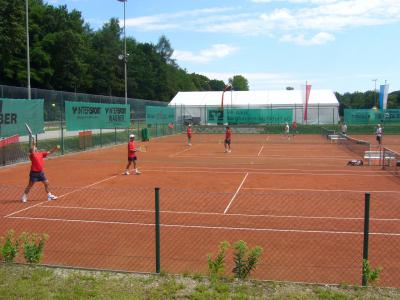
138 145 147 152
25 123 33 138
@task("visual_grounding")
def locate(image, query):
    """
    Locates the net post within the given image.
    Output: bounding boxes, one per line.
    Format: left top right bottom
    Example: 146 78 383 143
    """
155 187 161 274
362 192 370 286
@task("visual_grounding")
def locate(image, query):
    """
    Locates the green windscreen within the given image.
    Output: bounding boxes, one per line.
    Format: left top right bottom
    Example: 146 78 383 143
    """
146 106 175 125
0 98 44 137
65 101 130 131
207 108 292 124
344 109 400 124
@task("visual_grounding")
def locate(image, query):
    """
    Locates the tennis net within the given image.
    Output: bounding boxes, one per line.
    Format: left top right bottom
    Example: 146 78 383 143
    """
321 127 336 139
337 134 370 158
382 147 400 178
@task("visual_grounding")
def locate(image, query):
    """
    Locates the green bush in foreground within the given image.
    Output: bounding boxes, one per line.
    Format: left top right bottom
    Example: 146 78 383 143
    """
20 232 49 264
363 259 382 286
232 240 264 280
0 230 20 263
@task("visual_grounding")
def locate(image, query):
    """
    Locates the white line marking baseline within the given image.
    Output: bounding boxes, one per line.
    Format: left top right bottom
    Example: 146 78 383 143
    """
36 205 400 222
242 187 400 194
224 172 249 214
4 175 118 218
142 169 394 177
7 216 400 236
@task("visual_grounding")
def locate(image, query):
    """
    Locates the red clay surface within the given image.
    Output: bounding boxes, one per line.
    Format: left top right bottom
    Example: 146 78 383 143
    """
1 133 399 287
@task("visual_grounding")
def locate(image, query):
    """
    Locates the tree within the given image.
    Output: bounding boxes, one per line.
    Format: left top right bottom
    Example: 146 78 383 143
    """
229 75 249 91
155 35 174 65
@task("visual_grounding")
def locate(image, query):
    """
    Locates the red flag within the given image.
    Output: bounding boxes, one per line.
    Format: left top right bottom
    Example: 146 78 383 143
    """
304 83 312 122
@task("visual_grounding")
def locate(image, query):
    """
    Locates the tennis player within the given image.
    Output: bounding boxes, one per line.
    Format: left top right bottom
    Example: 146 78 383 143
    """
376 124 383 147
124 134 141 175
21 141 59 203
284 122 290 140
224 126 232 153
187 124 192 146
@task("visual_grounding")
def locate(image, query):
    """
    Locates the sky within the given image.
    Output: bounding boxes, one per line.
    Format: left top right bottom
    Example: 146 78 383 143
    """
46 0 400 94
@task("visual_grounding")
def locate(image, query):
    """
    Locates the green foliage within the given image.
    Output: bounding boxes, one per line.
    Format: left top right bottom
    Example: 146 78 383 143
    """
232 240 263 280
20 232 49 264
229 75 249 91
362 259 382 286
0 230 20 263
207 241 230 277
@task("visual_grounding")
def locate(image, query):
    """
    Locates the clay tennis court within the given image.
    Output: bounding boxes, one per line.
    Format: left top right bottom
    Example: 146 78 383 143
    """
1 133 399 287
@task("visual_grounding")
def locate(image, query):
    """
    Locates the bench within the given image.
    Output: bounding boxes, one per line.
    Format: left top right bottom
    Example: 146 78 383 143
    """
363 151 381 166
328 134 346 143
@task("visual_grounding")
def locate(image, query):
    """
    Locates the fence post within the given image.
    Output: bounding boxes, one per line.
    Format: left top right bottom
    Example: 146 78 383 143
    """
362 192 370 286
155 187 161 273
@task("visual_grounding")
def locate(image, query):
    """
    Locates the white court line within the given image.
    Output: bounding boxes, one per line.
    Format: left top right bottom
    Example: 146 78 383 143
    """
170 147 192 157
242 187 400 194
224 172 249 214
257 146 264 157
178 154 354 160
4 175 118 218
138 165 388 174
142 168 394 177
7 216 400 236
39 205 400 222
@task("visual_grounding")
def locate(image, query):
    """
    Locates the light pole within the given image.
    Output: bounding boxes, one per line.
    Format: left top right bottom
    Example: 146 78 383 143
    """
26 0 31 99
372 78 377 108
117 0 128 105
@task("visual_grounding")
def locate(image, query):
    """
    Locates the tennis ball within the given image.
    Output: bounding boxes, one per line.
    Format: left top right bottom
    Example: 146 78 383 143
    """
52 103 56 107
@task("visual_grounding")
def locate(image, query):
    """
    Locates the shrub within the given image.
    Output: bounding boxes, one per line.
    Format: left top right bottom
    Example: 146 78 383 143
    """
20 232 49 264
207 241 230 277
232 240 263 280
363 259 382 286
0 230 20 263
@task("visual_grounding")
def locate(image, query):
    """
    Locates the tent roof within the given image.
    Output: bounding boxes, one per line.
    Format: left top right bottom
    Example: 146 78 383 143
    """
169 90 338 106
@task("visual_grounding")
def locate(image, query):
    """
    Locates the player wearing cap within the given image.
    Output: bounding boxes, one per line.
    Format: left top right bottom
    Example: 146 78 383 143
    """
125 134 141 175
21 141 59 203
187 124 192 146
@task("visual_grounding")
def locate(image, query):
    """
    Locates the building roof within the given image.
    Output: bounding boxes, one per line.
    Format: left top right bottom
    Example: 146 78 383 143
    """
169 90 338 106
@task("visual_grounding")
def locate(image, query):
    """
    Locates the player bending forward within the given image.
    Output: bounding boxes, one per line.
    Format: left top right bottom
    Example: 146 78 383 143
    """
224 126 232 153
21 142 59 203
125 134 141 175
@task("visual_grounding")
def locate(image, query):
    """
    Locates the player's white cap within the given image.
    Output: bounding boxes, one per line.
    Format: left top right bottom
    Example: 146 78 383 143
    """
129 134 135 138
188 124 192 127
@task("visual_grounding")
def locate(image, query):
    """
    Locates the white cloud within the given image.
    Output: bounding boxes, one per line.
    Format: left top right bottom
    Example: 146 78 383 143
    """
280 32 335 45
126 1 400 46
172 44 237 64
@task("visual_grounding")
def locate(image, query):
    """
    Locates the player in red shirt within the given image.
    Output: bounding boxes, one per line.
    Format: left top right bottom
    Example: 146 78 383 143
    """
187 124 192 146
21 141 59 203
224 126 232 153
124 134 141 175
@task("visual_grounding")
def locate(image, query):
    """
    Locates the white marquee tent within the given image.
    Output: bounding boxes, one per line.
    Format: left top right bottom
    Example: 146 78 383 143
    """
169 89 339 125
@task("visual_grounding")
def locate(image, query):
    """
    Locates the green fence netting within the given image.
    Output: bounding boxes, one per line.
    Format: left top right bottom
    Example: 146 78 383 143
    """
65 101 130 131
146 106 175 125
0 98 44 137
207 108 293 125
344 109 400 125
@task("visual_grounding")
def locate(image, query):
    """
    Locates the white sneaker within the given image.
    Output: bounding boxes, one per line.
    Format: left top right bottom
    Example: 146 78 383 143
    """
124 171 130 175
48 194 58 201
228 150 231 153
21 194 27 203
135 169 141 175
